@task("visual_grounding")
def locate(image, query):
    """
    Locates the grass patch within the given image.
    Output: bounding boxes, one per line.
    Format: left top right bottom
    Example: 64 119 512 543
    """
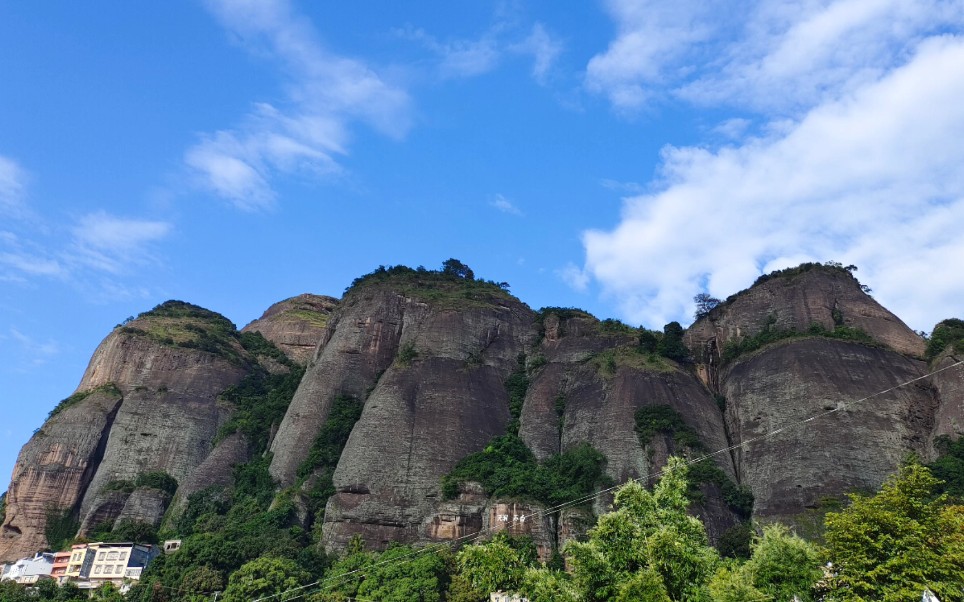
721 319 880 364
48 383 121 420
347 263 513 309
591 346 678 377
286 309 330 329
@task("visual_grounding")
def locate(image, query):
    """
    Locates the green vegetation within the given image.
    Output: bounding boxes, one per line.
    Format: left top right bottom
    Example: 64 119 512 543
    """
565 458 720 601
287 308 330 329
929 434 964 498
47 383 121 420
347 260 513 309
505 355 529 434
1 579 89 602
635 405 754 518
750 261 862 289
135 471 178 495
823 462 964 600
117 301 293 368
926 318 964 360
721 316 879 363
129 455 327 602
441 434 610 509
296 394 365 522
708 524 822 602
217 364 306 454
87 519 159 545
221 556 311 602
45 507 80 552
396 341 419 366
118 301 244 362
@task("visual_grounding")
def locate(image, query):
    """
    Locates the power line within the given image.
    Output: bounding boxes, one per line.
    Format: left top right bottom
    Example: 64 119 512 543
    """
254 357 964 602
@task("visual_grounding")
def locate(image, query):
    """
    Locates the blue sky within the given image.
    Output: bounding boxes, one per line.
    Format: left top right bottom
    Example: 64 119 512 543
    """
2 0 963 486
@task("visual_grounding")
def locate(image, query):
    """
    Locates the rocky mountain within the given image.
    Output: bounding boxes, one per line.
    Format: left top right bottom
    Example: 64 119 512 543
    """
1 262 960 563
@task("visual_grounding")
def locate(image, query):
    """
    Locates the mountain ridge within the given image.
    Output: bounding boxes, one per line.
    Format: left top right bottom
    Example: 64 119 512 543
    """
1 261 960 563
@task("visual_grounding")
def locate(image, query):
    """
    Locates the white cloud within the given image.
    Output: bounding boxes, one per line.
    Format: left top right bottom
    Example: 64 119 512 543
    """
586 0 963 115
190 0 411 210
579 36 964 331
585 0 724 110
0 155 28 218
491 194 523 216
70 211 172 274
516 23 563 85
398 18 563 84
679 0 964 114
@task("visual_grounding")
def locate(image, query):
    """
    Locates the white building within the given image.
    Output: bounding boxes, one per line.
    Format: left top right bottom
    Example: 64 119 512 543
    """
0 552 55 584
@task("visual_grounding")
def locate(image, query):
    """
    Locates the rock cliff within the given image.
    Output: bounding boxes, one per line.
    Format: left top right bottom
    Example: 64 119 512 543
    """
1 263 961 563
0 302 274 560
242 294 337 364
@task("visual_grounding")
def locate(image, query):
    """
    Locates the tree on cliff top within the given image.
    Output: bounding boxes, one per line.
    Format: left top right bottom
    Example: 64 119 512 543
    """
441 258 475 280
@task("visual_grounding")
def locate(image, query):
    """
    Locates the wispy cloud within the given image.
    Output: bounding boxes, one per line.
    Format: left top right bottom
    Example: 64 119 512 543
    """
678 0 964 114
0 155 29 219
515 23 563 85
586 0 962 116
70 211 172 274
585 0 724 111
8 328 61 369
578 36 964 331
189 0 411 210
491 193 523 216
397 18 563 83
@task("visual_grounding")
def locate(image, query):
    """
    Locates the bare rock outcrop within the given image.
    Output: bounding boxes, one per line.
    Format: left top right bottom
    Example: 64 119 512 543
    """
685 265 926 373
929 348 964 452
311 276 536 551
722 339 933 522
0 387 121 560
0 302 259 561
242 294 337 364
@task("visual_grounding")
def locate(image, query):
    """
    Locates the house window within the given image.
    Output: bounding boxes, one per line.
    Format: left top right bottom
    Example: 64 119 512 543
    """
116 565 125 574
119 552 127 560
107 552 118 561
98 552 105 561
94 566 102 575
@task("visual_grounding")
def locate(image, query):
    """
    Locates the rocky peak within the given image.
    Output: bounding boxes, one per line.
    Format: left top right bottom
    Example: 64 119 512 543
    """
241 294 338 364
685 263 925 377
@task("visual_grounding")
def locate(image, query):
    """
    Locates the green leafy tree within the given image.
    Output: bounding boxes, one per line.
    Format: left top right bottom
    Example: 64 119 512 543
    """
519 568 581 602
441 258 475 280
561 457 719 601
455 535 532 599
221 556 311 602
707 564 766 602
90 583 125 602
823 462 964 601
0 581 30 602
355 544 452 602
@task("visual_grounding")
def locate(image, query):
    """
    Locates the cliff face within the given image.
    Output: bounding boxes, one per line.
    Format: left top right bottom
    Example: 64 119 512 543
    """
0 302 263 561
266 272 537 550
2 264 961 562
685 265 940 525
241 294 337 364
519 313 741 543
